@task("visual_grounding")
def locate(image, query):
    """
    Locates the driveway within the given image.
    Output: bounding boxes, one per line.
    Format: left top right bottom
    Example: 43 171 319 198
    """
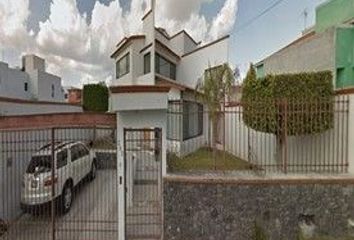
1 169 118 240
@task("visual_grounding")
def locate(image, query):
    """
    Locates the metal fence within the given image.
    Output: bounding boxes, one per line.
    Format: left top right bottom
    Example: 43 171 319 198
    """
0 126 117 240
167 96 349 175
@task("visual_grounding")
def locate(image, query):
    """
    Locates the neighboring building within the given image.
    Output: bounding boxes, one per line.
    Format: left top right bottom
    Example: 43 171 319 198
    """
64 87 82 104
255 0 354 89
0 54 65 102
109 5 230 156
0 55 82 116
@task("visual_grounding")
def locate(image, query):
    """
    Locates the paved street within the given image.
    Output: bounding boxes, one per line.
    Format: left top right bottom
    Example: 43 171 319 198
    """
1 169 118 240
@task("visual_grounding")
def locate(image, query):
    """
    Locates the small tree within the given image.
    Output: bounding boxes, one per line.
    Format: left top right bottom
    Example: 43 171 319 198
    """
83 82 109 112
196 63 234 169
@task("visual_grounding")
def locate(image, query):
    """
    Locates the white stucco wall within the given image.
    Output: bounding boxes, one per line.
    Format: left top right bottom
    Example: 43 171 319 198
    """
224 98 348 173
30 70 65 102
0 101 82 116
0 62 32 100
177 37 229 89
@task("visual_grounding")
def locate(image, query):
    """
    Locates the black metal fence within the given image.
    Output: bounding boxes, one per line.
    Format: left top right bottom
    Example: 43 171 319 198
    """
167 96 349 174
0 126 117 240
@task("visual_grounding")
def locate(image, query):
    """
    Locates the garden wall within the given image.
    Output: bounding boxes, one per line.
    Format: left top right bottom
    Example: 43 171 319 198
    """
224 94 349 173
164 176 354 240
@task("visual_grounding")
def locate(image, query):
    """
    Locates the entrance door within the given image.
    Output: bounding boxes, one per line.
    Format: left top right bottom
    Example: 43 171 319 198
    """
123 128 162 240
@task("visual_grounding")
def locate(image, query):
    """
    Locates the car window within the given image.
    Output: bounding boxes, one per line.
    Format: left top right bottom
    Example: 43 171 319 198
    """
78 144 89 158
57 149 68 169
70 145 80 162
26 155 52 174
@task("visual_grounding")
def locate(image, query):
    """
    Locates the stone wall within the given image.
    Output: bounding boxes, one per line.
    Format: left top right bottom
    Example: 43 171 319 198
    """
164 176 354 240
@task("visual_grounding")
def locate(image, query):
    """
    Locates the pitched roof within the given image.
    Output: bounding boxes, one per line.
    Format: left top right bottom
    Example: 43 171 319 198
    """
111 35 145 58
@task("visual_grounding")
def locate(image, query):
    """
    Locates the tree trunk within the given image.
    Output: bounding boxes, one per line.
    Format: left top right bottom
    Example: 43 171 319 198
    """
211 118 218 170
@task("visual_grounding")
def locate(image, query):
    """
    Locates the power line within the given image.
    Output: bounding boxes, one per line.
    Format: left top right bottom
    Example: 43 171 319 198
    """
234 0 287 34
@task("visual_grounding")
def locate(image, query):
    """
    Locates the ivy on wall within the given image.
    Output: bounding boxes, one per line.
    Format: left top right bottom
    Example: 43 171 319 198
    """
83 83 109 112
241 65 334 136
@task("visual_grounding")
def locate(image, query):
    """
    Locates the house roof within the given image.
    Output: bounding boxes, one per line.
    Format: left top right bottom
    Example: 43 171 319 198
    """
155 28 200 46
0 97 82 106
111 35 146 58
155 39 181 60
110 85 171 94
256 31 316 66
182 35 230 58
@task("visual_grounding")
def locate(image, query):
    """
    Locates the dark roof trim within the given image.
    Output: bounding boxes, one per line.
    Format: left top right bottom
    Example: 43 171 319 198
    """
111 35 145 58
140 43 153 53
0 97 82 106
335 88 354 95
142 10 152 21
182 35 230 58
155 40 181 60
169 30 199 46
110 85 170 94
155 28 199 46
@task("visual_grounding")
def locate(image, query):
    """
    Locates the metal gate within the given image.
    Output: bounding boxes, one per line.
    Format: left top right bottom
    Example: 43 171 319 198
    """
0 126 118 240
123 128 162 240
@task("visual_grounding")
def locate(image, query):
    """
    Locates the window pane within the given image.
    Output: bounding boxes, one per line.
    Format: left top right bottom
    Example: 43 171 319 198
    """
144 53 151 74
57 149 68 169
155 54 176 80
183 101 203 140
116 53 130 79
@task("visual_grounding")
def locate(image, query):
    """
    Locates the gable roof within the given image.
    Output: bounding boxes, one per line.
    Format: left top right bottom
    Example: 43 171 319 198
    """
111 35 145 59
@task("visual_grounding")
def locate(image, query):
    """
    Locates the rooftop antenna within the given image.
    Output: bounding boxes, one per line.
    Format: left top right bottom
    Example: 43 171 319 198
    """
302 8 308 31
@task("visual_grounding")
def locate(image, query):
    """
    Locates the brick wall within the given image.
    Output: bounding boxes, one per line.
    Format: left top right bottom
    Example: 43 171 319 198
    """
0 112 116 129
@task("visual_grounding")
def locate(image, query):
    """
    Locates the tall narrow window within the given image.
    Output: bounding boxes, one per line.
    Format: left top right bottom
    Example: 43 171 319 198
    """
144 52 151 74
51 84 55 98
116 52 130 79
24 82 28 92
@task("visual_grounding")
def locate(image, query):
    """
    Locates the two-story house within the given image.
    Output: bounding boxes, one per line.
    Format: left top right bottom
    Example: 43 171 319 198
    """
109 5 230 156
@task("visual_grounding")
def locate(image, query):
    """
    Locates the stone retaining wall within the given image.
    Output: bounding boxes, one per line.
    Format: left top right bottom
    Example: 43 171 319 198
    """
164 176 354 240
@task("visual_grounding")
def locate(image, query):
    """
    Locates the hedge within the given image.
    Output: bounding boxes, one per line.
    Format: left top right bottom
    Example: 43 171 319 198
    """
83 83 109 112
241 67 334 136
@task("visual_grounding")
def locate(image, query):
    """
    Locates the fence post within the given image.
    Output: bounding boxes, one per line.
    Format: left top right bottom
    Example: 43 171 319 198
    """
283 99 288 174
51 127 56 240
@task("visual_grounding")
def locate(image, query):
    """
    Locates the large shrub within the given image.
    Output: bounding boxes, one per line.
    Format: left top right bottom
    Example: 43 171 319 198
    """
242 66 334 136
83 83 109 112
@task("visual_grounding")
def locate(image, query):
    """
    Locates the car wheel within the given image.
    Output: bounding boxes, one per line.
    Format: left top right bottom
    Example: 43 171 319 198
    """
89 162 97 181
61 183 73 214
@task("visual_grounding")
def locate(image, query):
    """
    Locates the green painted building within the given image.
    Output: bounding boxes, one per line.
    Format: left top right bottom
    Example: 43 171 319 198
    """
256 0 354 89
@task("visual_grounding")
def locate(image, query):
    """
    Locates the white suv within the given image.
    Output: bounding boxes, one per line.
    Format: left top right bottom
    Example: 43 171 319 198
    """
21 141 96 214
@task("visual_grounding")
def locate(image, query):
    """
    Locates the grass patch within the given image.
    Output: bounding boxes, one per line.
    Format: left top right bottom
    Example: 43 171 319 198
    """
168 147 252 172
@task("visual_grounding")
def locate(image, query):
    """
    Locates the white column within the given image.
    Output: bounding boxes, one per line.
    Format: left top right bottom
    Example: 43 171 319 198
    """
117 113 125 240
347 94 354 174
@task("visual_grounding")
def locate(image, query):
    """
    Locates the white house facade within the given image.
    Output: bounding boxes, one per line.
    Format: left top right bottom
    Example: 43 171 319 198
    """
0 55 65 102
109 5 230 156
0 55 82 116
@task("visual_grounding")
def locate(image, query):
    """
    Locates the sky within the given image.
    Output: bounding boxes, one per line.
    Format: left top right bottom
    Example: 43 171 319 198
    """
0 0 326 87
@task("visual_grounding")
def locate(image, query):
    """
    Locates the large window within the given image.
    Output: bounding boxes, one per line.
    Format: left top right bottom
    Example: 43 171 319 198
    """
183 101 203 140
167 101 203 141
144 52 151 74
155 53 176 80
116 53 130 79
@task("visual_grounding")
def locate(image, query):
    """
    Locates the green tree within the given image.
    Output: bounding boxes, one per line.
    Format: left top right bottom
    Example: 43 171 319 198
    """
196 63 234 169
83 83 109 112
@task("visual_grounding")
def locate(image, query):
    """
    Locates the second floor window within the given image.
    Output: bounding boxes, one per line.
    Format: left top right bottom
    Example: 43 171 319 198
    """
116 52 130 79
24 82 28 92
51 84 55 98
155 53 176 80
144 52 151 74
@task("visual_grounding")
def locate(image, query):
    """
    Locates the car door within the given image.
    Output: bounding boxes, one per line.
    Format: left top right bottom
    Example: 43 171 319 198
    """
77 144 91 180
56 149 68 196
70 144 82 185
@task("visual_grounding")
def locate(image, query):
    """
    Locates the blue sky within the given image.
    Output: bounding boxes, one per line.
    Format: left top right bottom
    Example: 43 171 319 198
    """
0 0 326 86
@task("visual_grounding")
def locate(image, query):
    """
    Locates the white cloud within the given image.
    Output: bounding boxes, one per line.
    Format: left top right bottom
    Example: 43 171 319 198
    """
0 0 239 87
